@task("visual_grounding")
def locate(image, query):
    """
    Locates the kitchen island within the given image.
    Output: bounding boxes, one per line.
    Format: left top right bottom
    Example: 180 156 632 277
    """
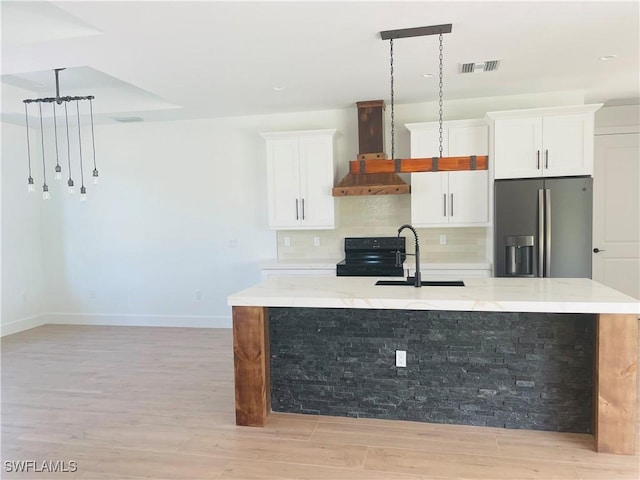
227 276 639 455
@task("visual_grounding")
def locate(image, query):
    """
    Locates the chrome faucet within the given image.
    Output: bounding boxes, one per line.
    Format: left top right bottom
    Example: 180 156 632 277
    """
397 224 421 288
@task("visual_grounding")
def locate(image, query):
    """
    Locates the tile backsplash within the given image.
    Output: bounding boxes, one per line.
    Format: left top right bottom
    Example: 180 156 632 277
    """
277 196 488 262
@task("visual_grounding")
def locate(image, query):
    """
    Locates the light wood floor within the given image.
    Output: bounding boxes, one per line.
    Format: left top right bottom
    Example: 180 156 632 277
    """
2 324 638 480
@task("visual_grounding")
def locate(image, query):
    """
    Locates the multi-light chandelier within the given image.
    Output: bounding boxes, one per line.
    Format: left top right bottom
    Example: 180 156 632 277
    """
23 68 98 201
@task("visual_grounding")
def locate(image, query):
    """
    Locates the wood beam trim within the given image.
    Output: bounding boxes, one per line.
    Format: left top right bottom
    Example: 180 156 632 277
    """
232 306 270 427
594 313 638 454
348 156 488 174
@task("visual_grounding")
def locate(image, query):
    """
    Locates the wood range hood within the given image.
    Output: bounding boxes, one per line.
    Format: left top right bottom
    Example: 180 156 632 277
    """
332 100 488 197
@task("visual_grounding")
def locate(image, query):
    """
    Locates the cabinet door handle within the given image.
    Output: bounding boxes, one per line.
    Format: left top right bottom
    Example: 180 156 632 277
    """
443 194 447 217
537 150 540 169
295 199 299 220
301 198 305 220
450 193 454 217
545 149 549 169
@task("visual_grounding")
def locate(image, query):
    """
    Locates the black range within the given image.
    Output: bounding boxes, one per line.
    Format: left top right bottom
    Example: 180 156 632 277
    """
336 236 406 277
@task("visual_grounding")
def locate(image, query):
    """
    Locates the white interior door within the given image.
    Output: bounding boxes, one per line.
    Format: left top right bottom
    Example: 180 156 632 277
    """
592 132 640 299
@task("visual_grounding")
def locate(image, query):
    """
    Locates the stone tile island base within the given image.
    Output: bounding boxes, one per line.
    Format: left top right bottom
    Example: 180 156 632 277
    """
232 306 638 455
270 308 594 432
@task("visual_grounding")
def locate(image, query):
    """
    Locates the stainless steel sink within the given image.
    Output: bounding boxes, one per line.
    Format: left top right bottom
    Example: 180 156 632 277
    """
375 279 465 287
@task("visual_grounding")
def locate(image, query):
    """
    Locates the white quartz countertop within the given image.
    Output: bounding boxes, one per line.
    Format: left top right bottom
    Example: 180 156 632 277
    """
228 276 640 314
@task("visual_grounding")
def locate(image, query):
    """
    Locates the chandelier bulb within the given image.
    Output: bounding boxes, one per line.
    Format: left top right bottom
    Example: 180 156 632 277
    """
28 177 35 193
80 186 87 202
68 178 75 195
92 169 99 184
55 164 62 180
42 184 50 200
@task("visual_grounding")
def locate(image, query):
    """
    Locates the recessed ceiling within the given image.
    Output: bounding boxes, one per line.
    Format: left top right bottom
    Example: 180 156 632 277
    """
1 1 638 126
2 66 180 125
1 1 102 47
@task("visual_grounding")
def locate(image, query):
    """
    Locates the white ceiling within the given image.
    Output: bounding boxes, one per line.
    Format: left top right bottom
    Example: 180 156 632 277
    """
2 1 639 125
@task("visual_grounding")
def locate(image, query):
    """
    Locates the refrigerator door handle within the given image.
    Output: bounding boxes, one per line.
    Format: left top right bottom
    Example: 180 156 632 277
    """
538 189 544 277
545 189 551 277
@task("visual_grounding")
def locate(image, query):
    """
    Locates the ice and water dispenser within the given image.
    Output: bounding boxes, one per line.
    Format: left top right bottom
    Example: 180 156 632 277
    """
505 235 534 277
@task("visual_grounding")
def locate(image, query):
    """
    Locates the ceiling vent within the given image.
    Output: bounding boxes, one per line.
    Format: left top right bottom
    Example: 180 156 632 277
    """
459 60 501 73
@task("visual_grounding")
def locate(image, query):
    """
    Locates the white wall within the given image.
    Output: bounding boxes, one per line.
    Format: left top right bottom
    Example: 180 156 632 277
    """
1 122 47 335
40 108 360 329
1 90 587 334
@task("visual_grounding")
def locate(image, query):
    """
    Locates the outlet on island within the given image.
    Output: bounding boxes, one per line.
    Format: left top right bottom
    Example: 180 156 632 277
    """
395 350 407 368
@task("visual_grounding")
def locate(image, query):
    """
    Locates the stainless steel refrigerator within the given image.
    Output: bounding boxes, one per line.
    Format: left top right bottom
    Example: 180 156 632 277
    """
494 176 593 278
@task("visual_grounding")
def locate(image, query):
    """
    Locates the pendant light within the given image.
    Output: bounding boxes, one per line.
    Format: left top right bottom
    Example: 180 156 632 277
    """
38 103 49 200
64 102 75 195
23 68 99 200
344 24 489 178
52 102 62 180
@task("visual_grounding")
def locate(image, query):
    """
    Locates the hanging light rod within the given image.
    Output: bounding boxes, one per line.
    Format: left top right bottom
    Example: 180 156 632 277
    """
380 23 452 40
23 68 94 105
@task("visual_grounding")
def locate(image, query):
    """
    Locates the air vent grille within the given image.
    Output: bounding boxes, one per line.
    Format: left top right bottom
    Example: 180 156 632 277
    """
484 60 500 71
460 63 476 73
459 60 501 74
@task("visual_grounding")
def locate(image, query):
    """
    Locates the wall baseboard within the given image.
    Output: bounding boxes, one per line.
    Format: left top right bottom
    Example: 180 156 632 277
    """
2 314 231 336
1 314 48 337
45 313 232 329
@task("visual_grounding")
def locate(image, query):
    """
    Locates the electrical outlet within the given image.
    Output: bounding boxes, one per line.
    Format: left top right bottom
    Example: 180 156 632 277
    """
89 289 96 299
439 234 447 245
195 289 202 300
284 236 291 247
395 350 407 368
228 239 238 248
313 236 321 247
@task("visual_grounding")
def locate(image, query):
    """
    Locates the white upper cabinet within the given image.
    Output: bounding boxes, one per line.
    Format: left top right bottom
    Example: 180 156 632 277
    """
406 119 489 227
406 119 489 158
409 126 449 157
262 129 336 230
487 104 602 179
411 170 489 227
